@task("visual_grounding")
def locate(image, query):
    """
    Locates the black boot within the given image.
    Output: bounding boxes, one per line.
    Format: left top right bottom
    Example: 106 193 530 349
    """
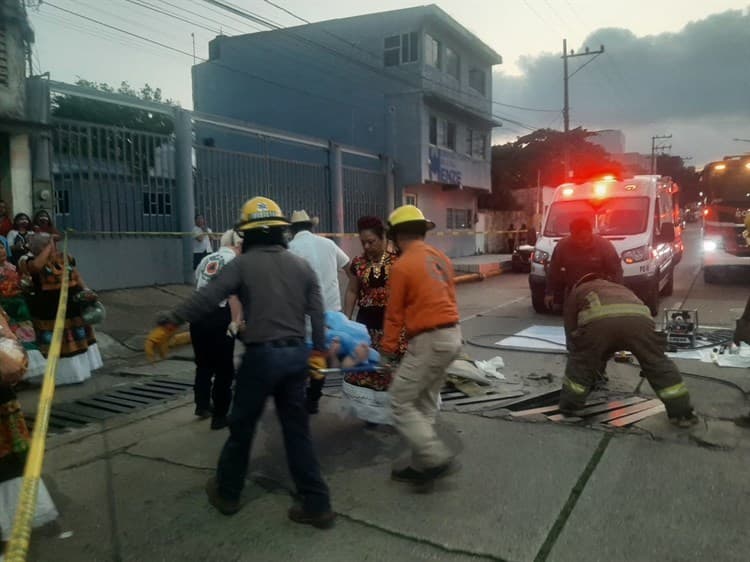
306 378 325 414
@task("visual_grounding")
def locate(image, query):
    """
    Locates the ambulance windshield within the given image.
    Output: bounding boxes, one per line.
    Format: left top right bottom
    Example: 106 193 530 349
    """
544 197 650 237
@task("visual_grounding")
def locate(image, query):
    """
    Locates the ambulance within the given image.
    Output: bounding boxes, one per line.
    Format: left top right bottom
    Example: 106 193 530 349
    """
529 174 681 315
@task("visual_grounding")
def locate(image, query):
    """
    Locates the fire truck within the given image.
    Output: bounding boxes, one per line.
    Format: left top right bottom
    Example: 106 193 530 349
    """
700 155 750 283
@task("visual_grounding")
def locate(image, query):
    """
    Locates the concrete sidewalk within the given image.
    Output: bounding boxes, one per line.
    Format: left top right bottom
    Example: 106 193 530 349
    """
27 386 750 562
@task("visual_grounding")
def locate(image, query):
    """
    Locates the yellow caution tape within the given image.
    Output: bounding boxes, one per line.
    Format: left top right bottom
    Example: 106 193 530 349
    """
5 234 70 562
64 229 530 239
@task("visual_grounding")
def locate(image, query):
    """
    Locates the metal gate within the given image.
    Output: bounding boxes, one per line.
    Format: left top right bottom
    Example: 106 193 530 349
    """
193 145 332 232
343 165 387 232
51 118 177 234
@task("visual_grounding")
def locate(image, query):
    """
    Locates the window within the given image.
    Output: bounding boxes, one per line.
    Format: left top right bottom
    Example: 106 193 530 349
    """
469 68 486 95
446 122 457 151
143 191 172 216
404 193 418 207
55 179 72 215
466 129 488 160
0 26 7 86
445 47 460 80
384 35 400 67
447 208 472 230
430 115 457 151
425 33 441 68
384 32 418 67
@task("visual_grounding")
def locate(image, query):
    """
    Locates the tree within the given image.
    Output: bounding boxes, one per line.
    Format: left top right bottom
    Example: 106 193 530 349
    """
656 154 700 204
52 78 177 135
51 79 179 176
482 128 623 210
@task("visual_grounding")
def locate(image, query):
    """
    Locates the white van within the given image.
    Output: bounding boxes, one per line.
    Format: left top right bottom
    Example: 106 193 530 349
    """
529 175 681 315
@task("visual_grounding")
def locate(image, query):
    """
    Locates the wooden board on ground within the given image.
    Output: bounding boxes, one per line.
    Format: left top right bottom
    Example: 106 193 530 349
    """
607 404 666 427
490 388 561 411
574 396 647 417
447 391 525 407
587 399 663 424
511 405 560 417
510 399 607 418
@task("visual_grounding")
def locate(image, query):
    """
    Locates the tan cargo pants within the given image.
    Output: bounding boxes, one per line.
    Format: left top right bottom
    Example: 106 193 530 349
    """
389 325 462 470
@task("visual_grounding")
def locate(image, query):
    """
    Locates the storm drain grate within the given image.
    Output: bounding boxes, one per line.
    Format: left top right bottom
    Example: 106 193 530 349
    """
26 378 193 433
324 372 562 414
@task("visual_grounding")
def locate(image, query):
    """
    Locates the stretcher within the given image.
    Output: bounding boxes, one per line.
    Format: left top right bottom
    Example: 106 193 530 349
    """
315 365 394 425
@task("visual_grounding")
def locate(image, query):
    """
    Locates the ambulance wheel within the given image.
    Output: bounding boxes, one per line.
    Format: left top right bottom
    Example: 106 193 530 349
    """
644 279 659 317
703 267 721 284
660 271 674 297
532 286 549 314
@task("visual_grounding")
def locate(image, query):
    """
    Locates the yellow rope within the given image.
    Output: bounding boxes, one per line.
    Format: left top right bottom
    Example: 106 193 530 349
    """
5 234 70 562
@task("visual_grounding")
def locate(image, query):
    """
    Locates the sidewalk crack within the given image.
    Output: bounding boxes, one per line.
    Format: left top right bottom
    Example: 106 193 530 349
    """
533 432 613 562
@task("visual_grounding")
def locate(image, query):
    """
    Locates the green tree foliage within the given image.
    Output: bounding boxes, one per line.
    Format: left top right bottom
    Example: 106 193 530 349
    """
482 128 623 210
52 78 177 135
656 154 700 204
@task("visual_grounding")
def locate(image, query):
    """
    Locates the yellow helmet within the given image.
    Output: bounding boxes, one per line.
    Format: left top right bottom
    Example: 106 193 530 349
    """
236 196 290 231
387 204 435 231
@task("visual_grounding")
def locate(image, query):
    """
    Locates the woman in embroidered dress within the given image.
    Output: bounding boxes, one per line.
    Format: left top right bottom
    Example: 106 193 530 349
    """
344 216 405 353
19 233 102 386
0 243 44 378
0 307 58 546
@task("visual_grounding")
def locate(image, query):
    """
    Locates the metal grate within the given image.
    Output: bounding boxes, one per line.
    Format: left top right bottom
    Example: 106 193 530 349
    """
25 378 193 433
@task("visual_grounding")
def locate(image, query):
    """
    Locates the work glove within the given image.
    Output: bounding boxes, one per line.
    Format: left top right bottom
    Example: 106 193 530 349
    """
226 321 240 338
145 314 180 361
308 350 327 381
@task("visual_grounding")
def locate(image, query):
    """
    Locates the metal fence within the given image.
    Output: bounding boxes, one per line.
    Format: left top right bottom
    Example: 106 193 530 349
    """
193 145 332 233
51 118 177 233
342 166 387 232
51 117 389 238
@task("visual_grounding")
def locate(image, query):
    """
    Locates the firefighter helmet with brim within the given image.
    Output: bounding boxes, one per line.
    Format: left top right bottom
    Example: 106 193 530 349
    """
387 205 436 236
236 196 290 232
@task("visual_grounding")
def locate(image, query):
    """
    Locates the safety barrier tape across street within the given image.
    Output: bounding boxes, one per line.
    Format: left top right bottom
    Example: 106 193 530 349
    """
5 235 70 562
62 228 530 239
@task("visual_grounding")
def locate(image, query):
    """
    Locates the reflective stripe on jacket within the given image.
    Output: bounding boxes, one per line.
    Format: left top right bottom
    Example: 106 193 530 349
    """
570 279 651 330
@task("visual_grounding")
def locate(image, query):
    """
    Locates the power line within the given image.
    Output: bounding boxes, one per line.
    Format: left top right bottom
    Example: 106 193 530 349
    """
43 1 380 114
120 0 396 113
122 0 221 34
185 0 263 33
263 0 308 24
215 0 549 128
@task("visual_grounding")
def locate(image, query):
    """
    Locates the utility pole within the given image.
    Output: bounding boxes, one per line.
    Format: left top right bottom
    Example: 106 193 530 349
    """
650 134 672 175
562 39 605 178
191 33 196 65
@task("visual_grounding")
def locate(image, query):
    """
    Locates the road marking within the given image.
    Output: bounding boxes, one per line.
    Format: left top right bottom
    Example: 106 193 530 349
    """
460 296 528 323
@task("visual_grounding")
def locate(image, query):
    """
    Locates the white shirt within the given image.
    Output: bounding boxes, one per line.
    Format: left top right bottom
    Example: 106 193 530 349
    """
289 230 349 312
192 225 213 254
195 246 237 307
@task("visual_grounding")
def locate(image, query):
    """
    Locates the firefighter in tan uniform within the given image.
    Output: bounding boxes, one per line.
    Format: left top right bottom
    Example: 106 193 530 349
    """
559 273 697 427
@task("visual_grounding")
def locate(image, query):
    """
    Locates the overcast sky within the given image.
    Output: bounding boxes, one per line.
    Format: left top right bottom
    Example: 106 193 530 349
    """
31 0 750 165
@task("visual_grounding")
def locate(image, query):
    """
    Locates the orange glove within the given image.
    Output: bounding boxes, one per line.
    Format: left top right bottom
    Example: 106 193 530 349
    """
308 350 327 381
145 324 178 361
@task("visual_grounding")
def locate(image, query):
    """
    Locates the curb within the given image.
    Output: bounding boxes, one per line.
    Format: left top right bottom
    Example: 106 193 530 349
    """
454 260 513 285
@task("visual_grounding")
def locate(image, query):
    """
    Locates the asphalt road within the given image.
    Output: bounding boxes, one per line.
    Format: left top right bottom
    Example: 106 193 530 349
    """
456 223 748 333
